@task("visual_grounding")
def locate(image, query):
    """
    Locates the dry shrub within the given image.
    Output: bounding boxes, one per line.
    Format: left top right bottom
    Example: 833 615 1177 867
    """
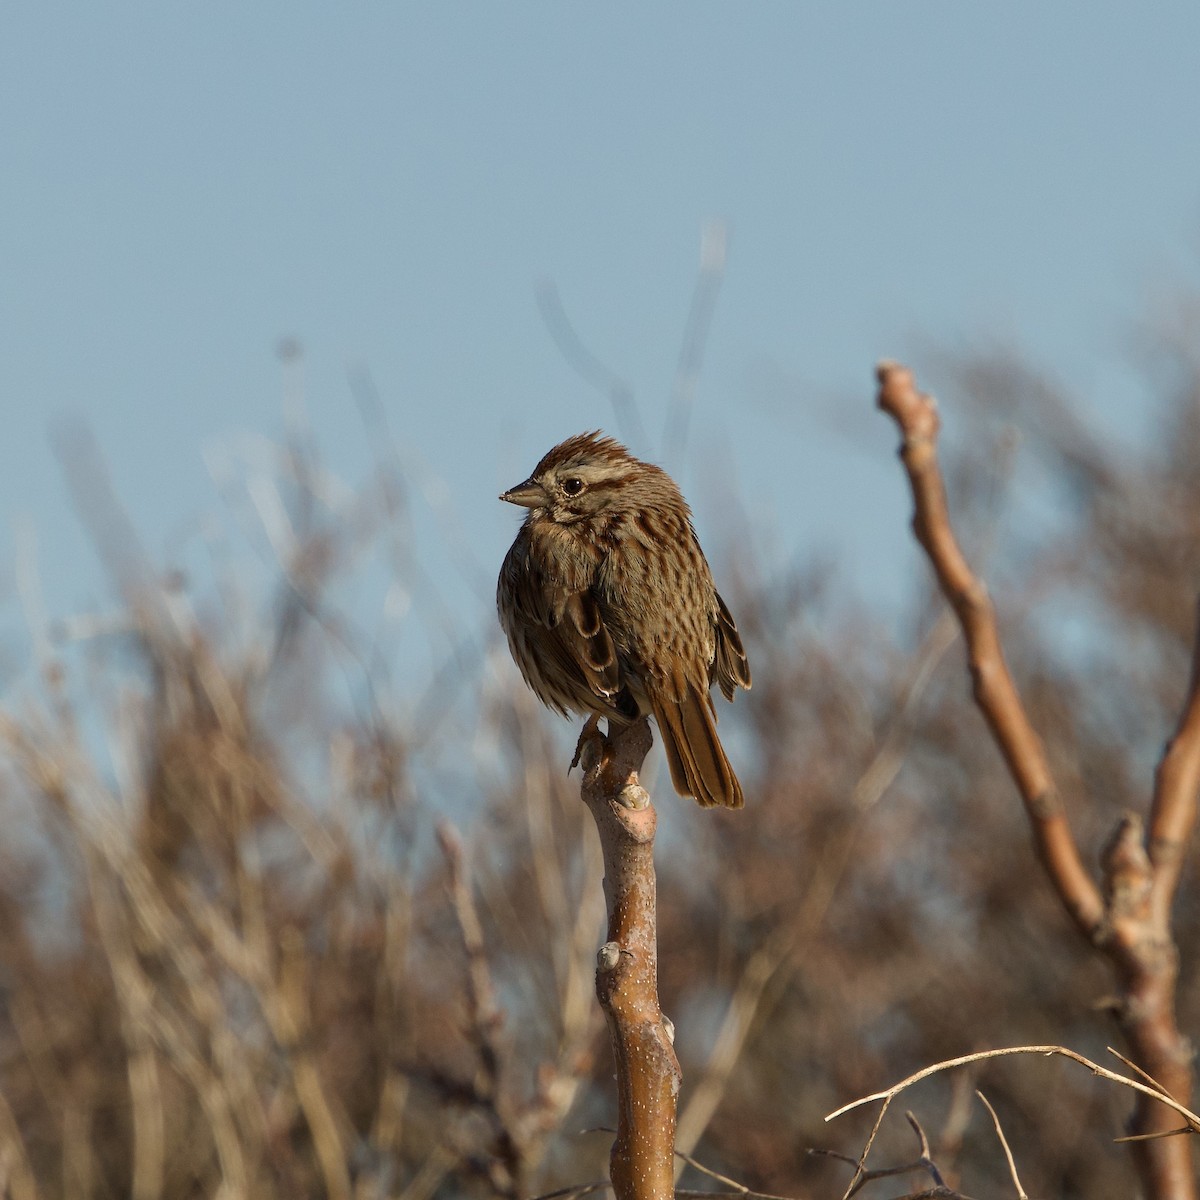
0 332 1197 1199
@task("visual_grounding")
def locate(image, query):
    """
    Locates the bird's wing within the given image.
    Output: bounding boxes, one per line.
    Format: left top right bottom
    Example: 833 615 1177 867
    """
500 534 626 715
712 590 752 700
560 589 623 700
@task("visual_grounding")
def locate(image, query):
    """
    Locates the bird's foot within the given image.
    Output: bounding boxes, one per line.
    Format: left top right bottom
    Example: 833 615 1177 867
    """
570 714 611 776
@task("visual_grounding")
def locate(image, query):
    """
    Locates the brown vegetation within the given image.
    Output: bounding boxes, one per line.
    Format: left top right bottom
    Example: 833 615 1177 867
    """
0 334 1199 1198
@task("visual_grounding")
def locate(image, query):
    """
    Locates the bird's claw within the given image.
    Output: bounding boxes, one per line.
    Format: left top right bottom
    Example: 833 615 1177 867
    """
570 714 610 775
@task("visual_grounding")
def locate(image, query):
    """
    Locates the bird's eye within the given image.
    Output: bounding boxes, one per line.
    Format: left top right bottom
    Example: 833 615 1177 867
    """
561 477 585 497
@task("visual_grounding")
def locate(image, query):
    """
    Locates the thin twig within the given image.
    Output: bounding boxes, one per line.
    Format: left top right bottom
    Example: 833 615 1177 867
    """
670 1145 794 1198
815 1110 955 1200
975 1092 1027 1200
905 1111 947 1188
525 1181 611 1200
838 1094 894 1200
826 1043 1200 1133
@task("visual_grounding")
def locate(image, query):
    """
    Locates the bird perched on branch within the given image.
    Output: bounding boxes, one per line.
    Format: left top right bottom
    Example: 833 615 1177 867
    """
496 432 751 808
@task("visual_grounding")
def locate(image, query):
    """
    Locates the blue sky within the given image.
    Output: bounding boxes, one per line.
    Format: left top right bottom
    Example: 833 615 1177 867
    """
2 6 1199 685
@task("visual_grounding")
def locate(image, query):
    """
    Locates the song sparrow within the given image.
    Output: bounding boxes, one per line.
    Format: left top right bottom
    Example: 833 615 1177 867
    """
496 432 751 808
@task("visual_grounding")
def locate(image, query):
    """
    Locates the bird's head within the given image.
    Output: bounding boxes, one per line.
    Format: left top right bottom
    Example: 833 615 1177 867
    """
500 431 645 525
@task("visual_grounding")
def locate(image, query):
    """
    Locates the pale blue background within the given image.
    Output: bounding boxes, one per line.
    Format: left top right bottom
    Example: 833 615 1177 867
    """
3 6 1198 676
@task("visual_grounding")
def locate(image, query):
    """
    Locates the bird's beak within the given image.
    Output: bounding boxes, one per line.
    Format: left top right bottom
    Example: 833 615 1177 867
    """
500 479 546 508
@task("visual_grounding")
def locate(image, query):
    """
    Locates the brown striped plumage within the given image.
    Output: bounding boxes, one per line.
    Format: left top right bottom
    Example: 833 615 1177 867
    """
496 432 751 808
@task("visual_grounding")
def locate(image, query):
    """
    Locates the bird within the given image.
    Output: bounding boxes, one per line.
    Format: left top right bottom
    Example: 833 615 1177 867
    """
496 431 751 808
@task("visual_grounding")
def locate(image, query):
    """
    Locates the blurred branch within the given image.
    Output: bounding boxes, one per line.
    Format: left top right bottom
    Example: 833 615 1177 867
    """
578 718 679 1200
436 823 527 1198
511 694 606 1146
2 712 260 1194
86 868 166 1200
662 219 728 464
535 279 648 452
0 1083 39 1200
51 421 157 605
349 361 491 610
675 608 959 1164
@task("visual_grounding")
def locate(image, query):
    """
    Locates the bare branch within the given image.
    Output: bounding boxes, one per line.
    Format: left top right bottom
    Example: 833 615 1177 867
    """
578 719 679 1200
975 1092 1027 1200
904 1111 947 1188
877 360 1199 1196
875 361 1105 938
815 1108 959 1200
825 1043 1200 1132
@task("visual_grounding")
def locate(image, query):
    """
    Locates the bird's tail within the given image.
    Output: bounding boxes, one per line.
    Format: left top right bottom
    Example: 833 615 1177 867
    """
652 685 744 809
